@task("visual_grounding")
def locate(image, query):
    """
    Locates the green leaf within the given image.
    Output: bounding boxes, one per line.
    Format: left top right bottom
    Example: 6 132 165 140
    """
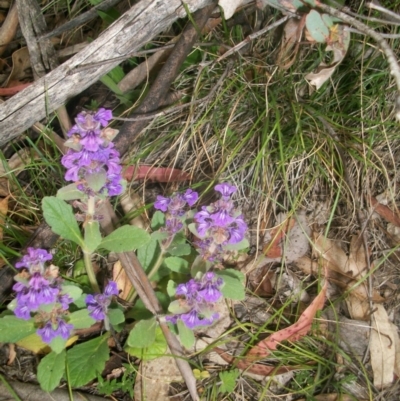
217 269 245 300
42 196 84 246
191 255 209 277
100 74 124 96
86 171 107 192
126 318 157 348
167 243 191 256
60 285 82 302
108 308 125 326
37 350 66 392
164 256 189 274
49 336 68 354
125 326 167 361
99 225 150 252
57 184 84 201
0 316 36 342
127 292 169 321
151 211 165 230
167 280 177 297
84 221 102 253
224 238 249 251
219 369 240 393
137 236 161 273
306 10 330 43
68 309 96 329
168 300 191 315
177 320 195 349
67 333 110 387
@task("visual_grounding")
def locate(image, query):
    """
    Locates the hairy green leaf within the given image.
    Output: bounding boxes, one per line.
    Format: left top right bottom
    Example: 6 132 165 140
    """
99 225 150 252
67 333 110 387
0 316 36 342
42 196 84 246
37 350 66 392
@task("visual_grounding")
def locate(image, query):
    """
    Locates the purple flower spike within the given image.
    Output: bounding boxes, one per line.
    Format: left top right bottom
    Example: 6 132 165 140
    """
167 272 224 329
15 247 52 271
214 183 237 198
61 108 123 197
85 281 118 321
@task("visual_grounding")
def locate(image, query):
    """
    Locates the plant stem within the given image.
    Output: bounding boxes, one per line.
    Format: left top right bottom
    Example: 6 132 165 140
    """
83 195 100 293
83 251 100 293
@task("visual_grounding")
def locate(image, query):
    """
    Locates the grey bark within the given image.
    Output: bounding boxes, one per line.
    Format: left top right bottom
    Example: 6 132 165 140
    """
0 0 213 146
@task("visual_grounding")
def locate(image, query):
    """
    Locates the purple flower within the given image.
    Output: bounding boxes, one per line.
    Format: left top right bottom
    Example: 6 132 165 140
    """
198 272 223 302
15 248 52 272
167 272 224 329
215 183 237 198
58 293 74 310
194 209 213 237
80 130 103 152
14 273 59 311
104 281 119 296
14 303 31 320
85 281 118 321
154 195 170 212
37 321 57 343
227 215 247 244
192 183 248 261
37 319 74 344
94 108 113 127
62 109 123 197
183 189 198 206
165 217 184 235
181 310 219 329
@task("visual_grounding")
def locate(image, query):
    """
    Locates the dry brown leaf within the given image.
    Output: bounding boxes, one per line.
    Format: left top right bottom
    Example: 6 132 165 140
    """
370 196 400 228
0 148 34 196
120 190 148 230
262 211 311 262
0 196 9 241
313 235 377 320
112 260 132 300
305 25 350 90
134 356 183 401
4 47 32 88
214 272 327 376
247 272 327 360
276 17 305 69
370 304 396 388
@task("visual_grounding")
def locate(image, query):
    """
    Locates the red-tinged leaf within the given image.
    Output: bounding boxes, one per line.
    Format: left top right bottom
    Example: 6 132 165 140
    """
123 165 191 183
262 218 296 258
211 272 327 376
370 196 400 228
0 82 31 96
247 273 328 360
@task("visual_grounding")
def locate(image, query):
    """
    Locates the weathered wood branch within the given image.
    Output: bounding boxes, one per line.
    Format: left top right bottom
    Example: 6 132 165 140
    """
0 0 213 146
